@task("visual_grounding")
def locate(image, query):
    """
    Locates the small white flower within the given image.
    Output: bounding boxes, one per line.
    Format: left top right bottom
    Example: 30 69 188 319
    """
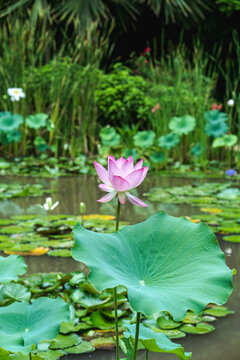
227 99 234 107
7 88 25 102
41 197 59 211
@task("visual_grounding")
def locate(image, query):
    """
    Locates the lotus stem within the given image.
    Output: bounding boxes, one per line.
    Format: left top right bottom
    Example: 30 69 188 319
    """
114 286 120 360
116 200 121 232
146 350 149 360
29 353 32 360
133 312 141 360
114 200 121 360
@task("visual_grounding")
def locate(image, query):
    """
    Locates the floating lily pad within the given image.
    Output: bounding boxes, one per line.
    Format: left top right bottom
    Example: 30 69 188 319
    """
65 341 95 354
203 306 234 317
50 334 82 350
217 188 240 200
180 323 215 334
47 249 72 257
157 314 182 329
36 350 65 360
90 337 115 350
223 235 240 243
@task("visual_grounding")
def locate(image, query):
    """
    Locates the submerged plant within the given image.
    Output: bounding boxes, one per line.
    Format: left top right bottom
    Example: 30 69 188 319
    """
94 155 148 207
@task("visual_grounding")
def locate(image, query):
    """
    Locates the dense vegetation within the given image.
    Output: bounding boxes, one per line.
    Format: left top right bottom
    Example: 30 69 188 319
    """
0 0 239 172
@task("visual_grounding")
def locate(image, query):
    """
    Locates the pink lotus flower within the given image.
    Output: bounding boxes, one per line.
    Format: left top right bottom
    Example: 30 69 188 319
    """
94 155 148 207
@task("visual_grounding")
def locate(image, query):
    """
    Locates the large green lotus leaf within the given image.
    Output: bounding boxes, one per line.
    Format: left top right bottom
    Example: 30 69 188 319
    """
212 134 237 148
157 132 180 149
0 114 23 132
133 130 156 149
26 113 48 130
0 297 70 352
0 255 27 284
124 324 191 360
99 126 121 147
204 120 228 138
72 211 233 321
169 115 196 135
204 110 228 123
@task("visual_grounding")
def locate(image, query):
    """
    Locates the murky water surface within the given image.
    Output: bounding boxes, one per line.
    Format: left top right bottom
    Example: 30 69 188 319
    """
0 175 239 360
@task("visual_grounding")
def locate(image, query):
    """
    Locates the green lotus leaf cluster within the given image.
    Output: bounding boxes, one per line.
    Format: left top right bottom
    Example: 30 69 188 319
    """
169 115 196 135
212 134 238 148
133 130 156 148
0 112 23 145
158 132 180 149
100 126 121 147
204 110 229 138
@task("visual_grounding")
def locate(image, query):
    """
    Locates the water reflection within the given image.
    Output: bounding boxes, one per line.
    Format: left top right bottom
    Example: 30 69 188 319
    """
0 175 202 222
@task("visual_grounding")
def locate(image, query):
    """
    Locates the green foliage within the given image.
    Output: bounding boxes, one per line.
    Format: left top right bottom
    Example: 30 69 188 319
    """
72 211 233 320
158 133 180 149
212 134 238 148
0 255 27 284
124 324 191 360
96 64 150 125
204 110 229 138
99 126 121 147
169 115 196 135
216 0 240 14
0 297 70 353
26 113 49 130
133 130 156 148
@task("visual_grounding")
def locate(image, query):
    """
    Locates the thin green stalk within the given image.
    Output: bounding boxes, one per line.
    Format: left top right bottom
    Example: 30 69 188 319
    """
114 286 120 360
29 353 32 360
116 200 121 232
133 312 141 360
114 200 121 360
146 350 149 360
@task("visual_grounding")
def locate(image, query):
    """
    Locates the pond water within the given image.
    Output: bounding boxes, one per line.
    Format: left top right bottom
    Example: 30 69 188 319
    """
0 175 239 360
